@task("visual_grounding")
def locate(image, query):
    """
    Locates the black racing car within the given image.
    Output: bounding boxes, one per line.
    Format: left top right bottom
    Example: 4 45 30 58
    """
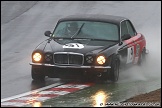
30 14 147 82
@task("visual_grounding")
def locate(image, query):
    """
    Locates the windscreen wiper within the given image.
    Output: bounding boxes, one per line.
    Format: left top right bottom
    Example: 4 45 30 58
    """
71 23 85 38
73 37 118 42
89 38 118 42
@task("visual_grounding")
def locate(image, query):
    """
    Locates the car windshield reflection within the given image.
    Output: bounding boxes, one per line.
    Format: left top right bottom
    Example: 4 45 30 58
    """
53 21 119 41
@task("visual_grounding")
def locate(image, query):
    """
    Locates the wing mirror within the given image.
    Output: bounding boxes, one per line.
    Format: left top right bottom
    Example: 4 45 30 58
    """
44 31 52 37
121 34 131 41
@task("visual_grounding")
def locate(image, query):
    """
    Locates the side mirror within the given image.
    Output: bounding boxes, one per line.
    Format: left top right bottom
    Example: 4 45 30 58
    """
121 34 131 41
44 31 51 37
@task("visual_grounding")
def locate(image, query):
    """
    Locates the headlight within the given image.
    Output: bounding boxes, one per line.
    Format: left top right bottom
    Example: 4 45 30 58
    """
86 55 94 64
45 53 52 62
33 53 42 62
97 55 106 65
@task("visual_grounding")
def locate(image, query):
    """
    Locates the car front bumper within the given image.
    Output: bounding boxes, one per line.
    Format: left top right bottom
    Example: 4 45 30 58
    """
29 63 111 69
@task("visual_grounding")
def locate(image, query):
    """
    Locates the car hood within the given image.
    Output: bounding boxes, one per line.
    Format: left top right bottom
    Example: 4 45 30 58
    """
41 39 118 54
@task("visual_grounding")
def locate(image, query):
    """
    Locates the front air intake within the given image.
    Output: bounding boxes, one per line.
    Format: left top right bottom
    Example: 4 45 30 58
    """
54 52 84 65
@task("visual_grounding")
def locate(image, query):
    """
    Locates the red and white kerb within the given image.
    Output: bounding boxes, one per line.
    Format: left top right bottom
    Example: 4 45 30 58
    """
1 82 94 107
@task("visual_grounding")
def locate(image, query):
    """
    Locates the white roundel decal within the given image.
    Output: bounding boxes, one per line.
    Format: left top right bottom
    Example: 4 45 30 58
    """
63 43 84 49
126 46 134 64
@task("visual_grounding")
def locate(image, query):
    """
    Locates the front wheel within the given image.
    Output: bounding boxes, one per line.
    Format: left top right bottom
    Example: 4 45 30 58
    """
138 48 146 65
31 66 45 81
109 56 120 82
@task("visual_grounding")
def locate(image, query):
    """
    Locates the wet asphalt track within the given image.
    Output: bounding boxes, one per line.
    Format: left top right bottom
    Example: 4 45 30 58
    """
1 1 161 107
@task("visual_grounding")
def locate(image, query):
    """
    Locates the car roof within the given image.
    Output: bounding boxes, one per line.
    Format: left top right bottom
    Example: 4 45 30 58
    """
58 14 128 25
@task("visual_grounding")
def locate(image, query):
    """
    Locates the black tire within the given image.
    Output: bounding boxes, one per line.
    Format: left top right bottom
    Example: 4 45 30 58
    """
138 48 146 65
109 56 120 82
31 66 45 81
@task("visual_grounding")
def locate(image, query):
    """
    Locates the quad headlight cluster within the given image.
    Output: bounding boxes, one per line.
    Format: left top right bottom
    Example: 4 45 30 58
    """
33 52 53 63
32 52 106 65
86 55 106 65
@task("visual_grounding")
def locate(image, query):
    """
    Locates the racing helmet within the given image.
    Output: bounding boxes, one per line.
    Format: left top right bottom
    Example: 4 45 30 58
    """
67 22 78 35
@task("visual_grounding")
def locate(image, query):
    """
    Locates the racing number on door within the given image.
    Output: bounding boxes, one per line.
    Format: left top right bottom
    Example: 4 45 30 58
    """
126 46 134 64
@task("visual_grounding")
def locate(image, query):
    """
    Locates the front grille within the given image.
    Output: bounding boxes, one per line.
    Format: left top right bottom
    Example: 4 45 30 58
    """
54 52 84 65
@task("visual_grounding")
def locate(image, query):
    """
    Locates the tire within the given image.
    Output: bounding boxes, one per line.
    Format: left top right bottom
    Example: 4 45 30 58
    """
109 55 120 82
138 48 146 65
31 66 45 81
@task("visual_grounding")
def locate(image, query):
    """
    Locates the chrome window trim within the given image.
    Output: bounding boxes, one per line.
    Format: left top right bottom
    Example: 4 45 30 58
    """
119 19 128 41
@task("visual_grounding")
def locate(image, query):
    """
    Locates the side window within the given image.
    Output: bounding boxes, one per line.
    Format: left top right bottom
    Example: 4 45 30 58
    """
126 21 136 37
121 21 128 37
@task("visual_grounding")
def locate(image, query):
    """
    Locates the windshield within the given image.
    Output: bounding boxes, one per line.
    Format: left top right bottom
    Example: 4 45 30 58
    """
52 21 119 41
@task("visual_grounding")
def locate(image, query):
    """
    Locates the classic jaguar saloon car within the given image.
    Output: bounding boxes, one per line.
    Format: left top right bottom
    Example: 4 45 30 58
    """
30 14 146 82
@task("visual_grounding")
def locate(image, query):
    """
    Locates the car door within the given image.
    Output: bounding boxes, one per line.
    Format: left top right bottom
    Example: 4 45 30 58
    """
126 20 146 64
119 20 137 65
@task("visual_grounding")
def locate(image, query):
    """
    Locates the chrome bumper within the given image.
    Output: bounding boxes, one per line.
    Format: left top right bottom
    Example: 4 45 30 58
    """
29 63 111 69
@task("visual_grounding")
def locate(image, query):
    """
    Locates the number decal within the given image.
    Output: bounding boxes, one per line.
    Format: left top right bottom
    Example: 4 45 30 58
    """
126 46 134 64
136 44 140 57
63 43 84 49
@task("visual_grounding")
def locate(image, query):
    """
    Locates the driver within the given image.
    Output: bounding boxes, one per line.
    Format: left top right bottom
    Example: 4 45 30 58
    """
66 22 78 36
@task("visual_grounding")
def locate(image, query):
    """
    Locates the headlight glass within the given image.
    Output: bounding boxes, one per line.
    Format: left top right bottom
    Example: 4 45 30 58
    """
97 55 106 65
33 53 42 62
86 55 94 64
45 53 52 62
